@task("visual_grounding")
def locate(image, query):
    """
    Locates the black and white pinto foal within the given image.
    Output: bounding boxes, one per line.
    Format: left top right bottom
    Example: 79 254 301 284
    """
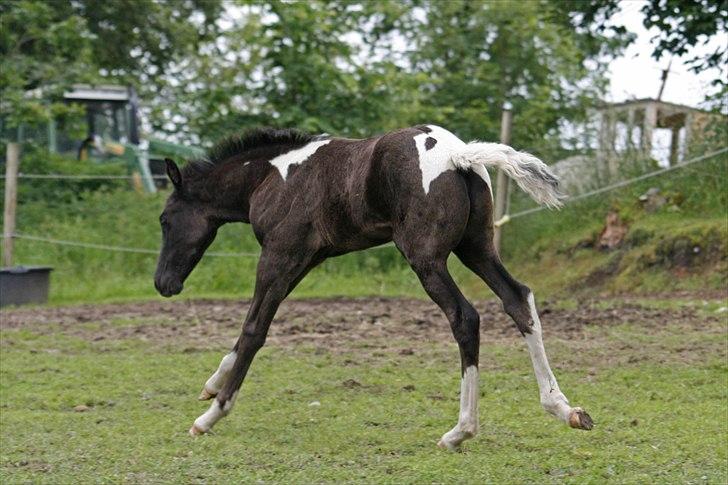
154 125 593 450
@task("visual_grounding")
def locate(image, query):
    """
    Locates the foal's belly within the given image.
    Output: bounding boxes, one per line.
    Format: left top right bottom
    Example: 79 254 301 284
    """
316 210 393 256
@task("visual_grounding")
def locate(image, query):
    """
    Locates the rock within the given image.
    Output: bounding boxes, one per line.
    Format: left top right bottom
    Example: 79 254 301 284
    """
342 379 362 389
308 401 321 407
639 187 667 212
598 211 628 250
73 404 90 412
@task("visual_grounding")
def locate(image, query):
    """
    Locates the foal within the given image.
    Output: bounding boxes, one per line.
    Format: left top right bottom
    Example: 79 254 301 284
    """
154 125 593 450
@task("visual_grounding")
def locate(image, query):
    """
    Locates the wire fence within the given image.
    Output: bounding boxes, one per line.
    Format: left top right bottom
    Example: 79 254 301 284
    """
9 233 260 258
5 232 397 257
506 146 728 221
1 173 168 180
4 145 726 257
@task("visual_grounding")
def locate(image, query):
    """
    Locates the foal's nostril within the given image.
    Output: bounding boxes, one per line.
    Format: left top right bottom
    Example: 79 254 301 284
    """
154 274 183 297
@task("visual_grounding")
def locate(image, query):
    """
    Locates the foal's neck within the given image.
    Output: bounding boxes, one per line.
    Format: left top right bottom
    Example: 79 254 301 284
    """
199 147 286 224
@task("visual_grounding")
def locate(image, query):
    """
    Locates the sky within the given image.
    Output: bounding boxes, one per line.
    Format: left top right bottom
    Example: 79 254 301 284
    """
606 0 724 109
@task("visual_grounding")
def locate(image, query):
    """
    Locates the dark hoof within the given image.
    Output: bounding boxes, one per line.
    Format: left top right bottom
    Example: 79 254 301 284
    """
568 407 593 430
437 439 462 452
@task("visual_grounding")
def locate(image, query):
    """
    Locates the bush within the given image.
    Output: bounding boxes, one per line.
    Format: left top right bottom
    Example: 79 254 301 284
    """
1 144 130 204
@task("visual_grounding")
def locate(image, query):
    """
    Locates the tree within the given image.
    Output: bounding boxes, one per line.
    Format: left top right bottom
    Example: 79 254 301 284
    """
155 1 418 143
401 0 629 160
642 0 727 78
0 0 223 134
567 0 727 103
0 1 96 129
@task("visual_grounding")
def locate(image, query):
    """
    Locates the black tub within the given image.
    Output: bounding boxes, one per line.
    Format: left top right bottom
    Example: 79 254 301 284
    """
0 266 53 307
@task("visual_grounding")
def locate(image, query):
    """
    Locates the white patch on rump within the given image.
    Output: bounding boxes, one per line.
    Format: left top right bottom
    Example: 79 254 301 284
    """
414 125 492 194
269 139 332 180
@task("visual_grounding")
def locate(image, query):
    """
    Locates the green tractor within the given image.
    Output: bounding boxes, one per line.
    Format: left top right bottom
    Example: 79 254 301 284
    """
17 84 203 193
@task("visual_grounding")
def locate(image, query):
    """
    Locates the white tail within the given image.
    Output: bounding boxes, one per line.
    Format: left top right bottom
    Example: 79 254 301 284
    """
450 142 565 208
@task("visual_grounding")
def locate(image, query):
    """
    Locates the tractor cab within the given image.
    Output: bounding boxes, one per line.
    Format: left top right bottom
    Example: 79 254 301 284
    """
62 84 141 160
59 84 204 192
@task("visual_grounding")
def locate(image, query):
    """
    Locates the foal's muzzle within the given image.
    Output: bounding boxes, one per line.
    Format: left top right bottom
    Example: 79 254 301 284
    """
154 275 183 297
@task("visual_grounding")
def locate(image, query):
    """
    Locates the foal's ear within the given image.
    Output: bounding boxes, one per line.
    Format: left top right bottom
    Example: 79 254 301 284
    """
165 158 182 189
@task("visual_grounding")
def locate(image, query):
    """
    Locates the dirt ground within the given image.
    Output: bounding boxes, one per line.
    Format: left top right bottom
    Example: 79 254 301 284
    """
2 294 725 360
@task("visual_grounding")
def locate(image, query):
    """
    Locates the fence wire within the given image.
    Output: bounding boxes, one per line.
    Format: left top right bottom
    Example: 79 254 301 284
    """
1 173 168 180
508 146 728 220
4 146 726 256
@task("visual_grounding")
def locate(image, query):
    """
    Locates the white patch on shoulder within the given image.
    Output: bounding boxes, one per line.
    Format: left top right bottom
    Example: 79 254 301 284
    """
269 139 332 180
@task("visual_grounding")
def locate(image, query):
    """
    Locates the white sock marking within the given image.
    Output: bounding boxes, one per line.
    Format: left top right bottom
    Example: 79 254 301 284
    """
524 292 572 422
204 352 236 394
269 139 332 180
439 365 479 449
194 391 239 432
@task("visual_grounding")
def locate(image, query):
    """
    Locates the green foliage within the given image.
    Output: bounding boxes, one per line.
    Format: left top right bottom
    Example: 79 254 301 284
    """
156 0 629 150
571 0 727 96
0 0 223 134
0 0 97 129
404 0 625 160
11 148 129 204
641 0 727 80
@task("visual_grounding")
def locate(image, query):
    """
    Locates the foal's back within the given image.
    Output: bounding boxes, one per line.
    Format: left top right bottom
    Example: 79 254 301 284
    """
248 125 474 254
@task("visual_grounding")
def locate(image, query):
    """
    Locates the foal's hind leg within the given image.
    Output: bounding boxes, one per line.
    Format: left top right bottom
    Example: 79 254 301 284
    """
455 238 593 430
395 239 481 450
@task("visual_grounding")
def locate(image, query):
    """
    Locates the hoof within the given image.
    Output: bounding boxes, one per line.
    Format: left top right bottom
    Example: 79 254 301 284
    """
198 388 215 401
568 407 594 430
437 438 460 452
189 424 206 436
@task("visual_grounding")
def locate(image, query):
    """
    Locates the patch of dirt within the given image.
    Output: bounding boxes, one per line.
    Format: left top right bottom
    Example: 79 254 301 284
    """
1 295 724 360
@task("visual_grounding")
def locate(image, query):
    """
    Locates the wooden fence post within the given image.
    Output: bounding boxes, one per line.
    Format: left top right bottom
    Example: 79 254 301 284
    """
493 104 512 254
3 142 20 267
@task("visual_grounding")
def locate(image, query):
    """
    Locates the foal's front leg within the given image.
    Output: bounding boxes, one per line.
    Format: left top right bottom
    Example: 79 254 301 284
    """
198 352 236 401
190 249 317 435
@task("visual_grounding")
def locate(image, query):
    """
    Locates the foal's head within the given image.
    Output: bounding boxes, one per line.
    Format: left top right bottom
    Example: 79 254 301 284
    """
154 159 221 297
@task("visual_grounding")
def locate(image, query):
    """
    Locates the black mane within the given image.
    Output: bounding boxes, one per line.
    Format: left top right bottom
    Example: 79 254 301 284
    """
182 127 321 178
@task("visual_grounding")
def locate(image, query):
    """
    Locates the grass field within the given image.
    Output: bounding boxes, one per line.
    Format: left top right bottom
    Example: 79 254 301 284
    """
2 295 726 483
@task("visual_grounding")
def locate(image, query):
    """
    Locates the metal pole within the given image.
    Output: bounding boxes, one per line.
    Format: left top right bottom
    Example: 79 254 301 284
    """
493 103 512 254
3 142 20 267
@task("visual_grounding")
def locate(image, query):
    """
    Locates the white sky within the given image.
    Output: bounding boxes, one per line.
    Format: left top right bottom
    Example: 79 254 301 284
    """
607 0 725 108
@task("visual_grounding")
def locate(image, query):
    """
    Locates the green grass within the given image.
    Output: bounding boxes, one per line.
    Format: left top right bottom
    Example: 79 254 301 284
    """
498 156 728 297
2 304 726 483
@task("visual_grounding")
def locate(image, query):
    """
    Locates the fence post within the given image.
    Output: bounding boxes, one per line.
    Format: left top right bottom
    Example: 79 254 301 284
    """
3 142 20 267
493 103 512 254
